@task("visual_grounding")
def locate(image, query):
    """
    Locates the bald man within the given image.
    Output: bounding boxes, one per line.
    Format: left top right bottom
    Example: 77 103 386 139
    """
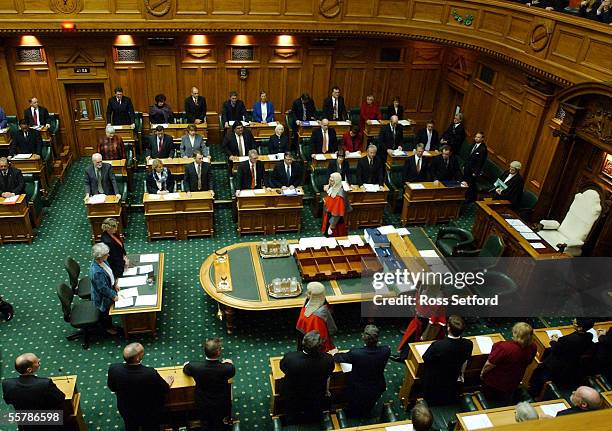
108 343 174 431
2 353 65 430
556 386 602 416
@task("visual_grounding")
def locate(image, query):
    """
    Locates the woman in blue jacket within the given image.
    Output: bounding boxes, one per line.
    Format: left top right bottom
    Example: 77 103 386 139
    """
90 242 119 335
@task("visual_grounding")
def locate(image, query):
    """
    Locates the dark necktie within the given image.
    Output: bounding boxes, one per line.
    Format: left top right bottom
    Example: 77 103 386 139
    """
416 158 421 173
33 109 38 125
117 98 121 105
286 165 291 183
158 137 162 153
196 163 202 190
96 168 103 194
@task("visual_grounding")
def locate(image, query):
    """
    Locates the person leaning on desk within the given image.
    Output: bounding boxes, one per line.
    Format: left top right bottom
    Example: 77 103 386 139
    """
89 242 120 335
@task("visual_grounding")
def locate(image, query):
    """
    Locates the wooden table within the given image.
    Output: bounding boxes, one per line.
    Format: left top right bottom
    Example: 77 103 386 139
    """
236 187 304 235
339 420 413 430
386 150 440 168
50 375 87 431
398 333 506 408
532 321 612 361
105 159 128 176
85 194 122 243
143 191 214 240
602 390 612 407
0 127 12 151
109 253 164 339
311 152 365 169
112 124 136 142
401 181 467 225
11 154 50 195
364 119 414 141
456 399 570 430
149 123 208 141
0 194 33 244
156 366 196 412
331 184 389 230
230 154 284 174
226 121 279 141
298 121 351 140
32 125 52 142
146 157 210 176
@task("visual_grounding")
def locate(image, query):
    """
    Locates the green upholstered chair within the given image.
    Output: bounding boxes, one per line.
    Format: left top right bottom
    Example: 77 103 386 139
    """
271 412 333 431
56 282 100 349
380 106 390 120
64 257 92 300
349 107 360 124
517 190 538 220
435 226 475 257
402 133 416 151
6 115 18 133
386 165 405 212
310 167 328 217
23 174 43 228
476 160 504 197
470 270 518 300
299 137 313 162
133 112 143 134
48 113 60 135
451 234 504 273
456 234 504 258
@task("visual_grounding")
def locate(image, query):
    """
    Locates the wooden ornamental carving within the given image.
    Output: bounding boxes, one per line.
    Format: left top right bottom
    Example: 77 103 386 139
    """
51 0 82 14
55 49 106 79
273 48 297 59
529 24 551 53
144 0 172 16
185 48 212 60
319 0 342 18
579 101 612 146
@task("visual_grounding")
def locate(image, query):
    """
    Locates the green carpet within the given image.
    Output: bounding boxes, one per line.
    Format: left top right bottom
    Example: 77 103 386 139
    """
0 158 561 430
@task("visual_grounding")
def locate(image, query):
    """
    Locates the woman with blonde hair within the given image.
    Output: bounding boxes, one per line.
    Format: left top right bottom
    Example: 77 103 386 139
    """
321 172 350 237
100 217 128 278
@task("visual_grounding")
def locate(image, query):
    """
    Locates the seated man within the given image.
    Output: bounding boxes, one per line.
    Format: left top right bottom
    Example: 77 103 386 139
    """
557 386 602 416
415 120 440 151
378 115 403 158
402 143 430 183
146 159 175 195
252 90 275 123
430 145 462 183
326 149 351 184
221 91 248 127
9 119 43 157
311 119 338 154
411 401 434 431
146 125 174 161
356 144 384 186
222 122 256 157
148 93 174 124
84 153 120 200
107 343 174 431
183 150 213 195
280 331 335 424
270 152 303 189
2 352 65 428
184 338 236 431
333 325 390 417
493 161 524 208
236 149 265 191
0 157 25 198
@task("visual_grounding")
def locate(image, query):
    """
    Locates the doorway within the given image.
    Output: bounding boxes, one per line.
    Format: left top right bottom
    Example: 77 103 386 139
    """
66 83 107 156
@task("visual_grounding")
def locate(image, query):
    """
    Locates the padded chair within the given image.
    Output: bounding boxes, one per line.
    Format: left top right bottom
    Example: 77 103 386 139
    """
456 234 504 258
470 270 518 299
23 174 44 228
538 189 602 256
452 234 504 273
271 412 333 431
386 165 405 212
435 226 475 257
64 257 92 299
349 107 360 124
475 160 504 197
517 190 538 221
56 282 100 349
299 137 313 161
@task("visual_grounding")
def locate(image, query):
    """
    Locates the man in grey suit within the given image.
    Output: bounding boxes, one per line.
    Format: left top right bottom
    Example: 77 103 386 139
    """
180 124 208 158
84 153 120 200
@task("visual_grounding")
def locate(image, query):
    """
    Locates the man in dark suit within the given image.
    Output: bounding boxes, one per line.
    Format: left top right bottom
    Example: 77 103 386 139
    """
9 120 43 156
221 91 247 127
422 315 473 406
333 325 390 417
0 157 25 198
23 97 50 128
146 125 174 160
236 149 265 191
106 87 135 126
356 145 384 186
222 123 256 157
280 331 335 424
2 352 65 431
431 145 462 183
402 143 430 183
440 113 466 155
107 343 174 431
326 150 351 183
378 115 403 160
84 153 120 200
322 86 348 121
311 119 338 154
184 338 236 431
493 161 524 208
270 152 303 188
462 132 488 202
415 120 440 151
184 150 213 194
184 86 207 124
292 93 318 125
556 386 602 416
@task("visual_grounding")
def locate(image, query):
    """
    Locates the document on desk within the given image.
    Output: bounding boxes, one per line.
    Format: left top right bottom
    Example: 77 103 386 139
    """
530 242 546 249
314 154 327 160
368 120 380 125
117 276 147 288
238 190 255 197
540 402 568 417
147 194 161 200
462 413 493 430
587 327 599 343
267 121 278 127
123 267 138 276
377 225 396 235
140 253 159 263
475 336 494 354
346 151 361 158
253 189 266 194
398 120 411 127
12 153 33 160
138 265 154 274
363 184 380 192
236 156 249 162
520 232 540 241
341 181 351 192
514 225 533 233
135 294 158 307
114 297 134 309
1 195 19 204
118 287 139 299
347 235 364 246
87 194 107 204
408 183 425 190
282 188 298 196
392 149 406 156
415 343 431 358
505 218 524 226
163 193 180 200
339 363 352 373
335 121 350 126
546 329 563 339
419 250 439 258
385 425 413 431
396 228 410 236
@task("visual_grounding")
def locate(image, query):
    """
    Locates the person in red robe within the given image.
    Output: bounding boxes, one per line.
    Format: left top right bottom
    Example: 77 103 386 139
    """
296 282 337 352
342 125 364 153
359 95 381 131
321 172 350 237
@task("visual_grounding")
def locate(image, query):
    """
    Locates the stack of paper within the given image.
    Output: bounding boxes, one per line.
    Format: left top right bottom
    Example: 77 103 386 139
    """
398 120 411 126
282 188 298 196
377 225 397 235
147 194 161 200
540 402 568 417
238 190 255 197
118 287 139 299
253 189 266 195
546 329 563 340
87 194 106 204
408 183 425 190
369 120 380 125
346 151 361 158
392 149 405 156
363 184 380 192
385 425 413 431
163 193 180 200
530 242 546 249
115 297 134 308
138 265 154 274
521 232 540 240
314 154 327 160
123 267 138 276
415 343 431 358
1 195 19 204
12 153 32 160
140 254 159 263
476 336 494 354
267 121 278 127
347 235 364 246
117 276 147 288
462 413 493 430
336 121 350 125
396 228 410 236
135 295 158 307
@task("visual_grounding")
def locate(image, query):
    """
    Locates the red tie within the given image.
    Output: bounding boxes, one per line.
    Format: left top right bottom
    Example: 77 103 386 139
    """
250 163 255 189
33 109 38 125
158 137 162 153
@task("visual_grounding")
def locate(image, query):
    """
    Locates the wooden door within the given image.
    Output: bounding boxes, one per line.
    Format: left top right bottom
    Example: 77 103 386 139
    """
66 84 107 156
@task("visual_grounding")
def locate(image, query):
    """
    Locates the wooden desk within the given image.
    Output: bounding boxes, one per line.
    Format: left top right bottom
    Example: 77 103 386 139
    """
156 366 196 412
298 121 351 139
144 191 214 240
476 409 612 431
105 159 128 176
0 127 12 151
456 399 570 430
236 187 304 235
602 390 612 407
401 181 467 225
335 185 389 230
50 375 87 431
146 157 210 176
339 420 413 430
311 152 365 169
0 194 33 244
398 333 506 408
85 195 122 243
149 123 208 141
112 124 136 142
31 125 51 142
225 121 279 140
386 150 441 168
109 253 164 338
363 119 414 140
11 154 50 194
230 154 284 173
532 321 612 362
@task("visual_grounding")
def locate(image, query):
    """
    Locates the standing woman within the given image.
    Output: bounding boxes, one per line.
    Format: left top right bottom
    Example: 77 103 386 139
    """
146 159 175 194
90 242 119 335
100 217 128 279
322 172 350 237
268 124 289 154
98 125 126 160
386 96 404 120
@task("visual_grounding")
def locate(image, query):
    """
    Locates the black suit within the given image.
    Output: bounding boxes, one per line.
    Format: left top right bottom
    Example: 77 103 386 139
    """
378 123 404 155
146 134 174 159
430 155 462 182
322 96 348 121
183 162 212 192
441 122 466 155
84 163 119 196
463 143 488 201
270 162 303 188
594 333 612 382
0 167 25 195
280 351 334 423
24 106 50 127
106 96 135 126
334 346 391 416
402 155 430 183
146 169 175 194
496 170 524 208
184 95 207 123
356 156 384 186
556 406 584 416
326 159 351 184
100 231 126 278
386 104 404 120
291 97 318 123
236 160 265 190
222 130 256 157
9 129 42 156
2 375 65 431
107 363 169 431
311 127 338 154
183 359 236 431
221 100 247 124
422 337 473 406
415 128 440 151
268 134 289 154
